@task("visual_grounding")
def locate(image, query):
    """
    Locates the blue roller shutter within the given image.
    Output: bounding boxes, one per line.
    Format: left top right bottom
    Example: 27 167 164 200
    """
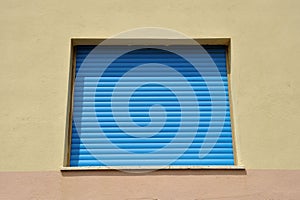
70 45 234 167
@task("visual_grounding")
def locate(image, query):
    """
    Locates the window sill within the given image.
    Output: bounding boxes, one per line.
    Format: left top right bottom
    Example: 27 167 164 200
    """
61 165 245 171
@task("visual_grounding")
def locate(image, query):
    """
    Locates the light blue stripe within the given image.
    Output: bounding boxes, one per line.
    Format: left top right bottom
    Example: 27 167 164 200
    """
74 111 230 117
72 132 233 139
70 159 234 166
74 116 231 122
72 121 232 127
72 148 233 155
73 107 230 112
72 137 232 144
71 142 233 149
71 154 234 160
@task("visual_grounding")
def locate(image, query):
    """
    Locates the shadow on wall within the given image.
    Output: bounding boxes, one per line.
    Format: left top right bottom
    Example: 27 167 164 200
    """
61 169 247 177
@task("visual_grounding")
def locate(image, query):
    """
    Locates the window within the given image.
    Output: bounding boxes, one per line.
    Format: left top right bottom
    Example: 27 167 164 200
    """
67 41 236 168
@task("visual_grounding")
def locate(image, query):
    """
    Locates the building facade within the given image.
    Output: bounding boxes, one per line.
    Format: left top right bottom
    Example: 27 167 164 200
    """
1 0 300 199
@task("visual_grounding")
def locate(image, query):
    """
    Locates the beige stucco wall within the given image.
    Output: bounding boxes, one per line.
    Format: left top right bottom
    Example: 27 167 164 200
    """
0 0 300 171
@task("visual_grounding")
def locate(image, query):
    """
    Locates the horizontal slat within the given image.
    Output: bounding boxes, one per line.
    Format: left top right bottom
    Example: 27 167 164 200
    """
75 86 227 91
74 126 231 132
76 51 226 56
73 116 231 122
74 111 229 117
74 88 228 94
72 147 233 155
75 83 227 87
75 73 227 77
72 121 231 127
76 58 226 63
76 71 227 76
71 137 232 144
75 77 228 82
73 92 228 98
70 159 234 166
77 46 226 51
73 125 231 129
76 64 226 70
74 92 227 97
76 49 226 54
72 132 232 139
74 104 228 110
73 107 229 112
72 143 232 150
76 46 226 50
73 97 229 102
76 60 226 64
76 45 226 51
76 77 227 82
71 153 233 160
76 47 226 51
74 99 228 104
77 56 226 61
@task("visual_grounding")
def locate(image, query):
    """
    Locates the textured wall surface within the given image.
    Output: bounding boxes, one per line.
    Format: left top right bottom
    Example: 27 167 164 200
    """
0 0 300 171
0 170 300 200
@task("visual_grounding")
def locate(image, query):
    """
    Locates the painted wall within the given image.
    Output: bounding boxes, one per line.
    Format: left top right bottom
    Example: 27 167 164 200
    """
0 170 300 200
0 0 299 171
1 0 300 199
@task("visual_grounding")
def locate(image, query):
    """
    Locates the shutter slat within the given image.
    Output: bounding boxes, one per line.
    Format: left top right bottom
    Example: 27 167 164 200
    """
73 128 232 134
71 138 232 144
72 148 233 154
71 154 234 160
72 121 232 127
74 111 229 117
72 148 233 155
72 116 231 122
71 142 233 149
72 133 233 139
71 159 234 166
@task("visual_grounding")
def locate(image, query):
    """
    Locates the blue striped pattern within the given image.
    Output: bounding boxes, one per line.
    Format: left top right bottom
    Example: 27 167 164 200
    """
70 45 234 167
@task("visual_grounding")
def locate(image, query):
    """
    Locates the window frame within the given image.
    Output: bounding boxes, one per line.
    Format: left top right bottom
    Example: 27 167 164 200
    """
62 38 242 170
